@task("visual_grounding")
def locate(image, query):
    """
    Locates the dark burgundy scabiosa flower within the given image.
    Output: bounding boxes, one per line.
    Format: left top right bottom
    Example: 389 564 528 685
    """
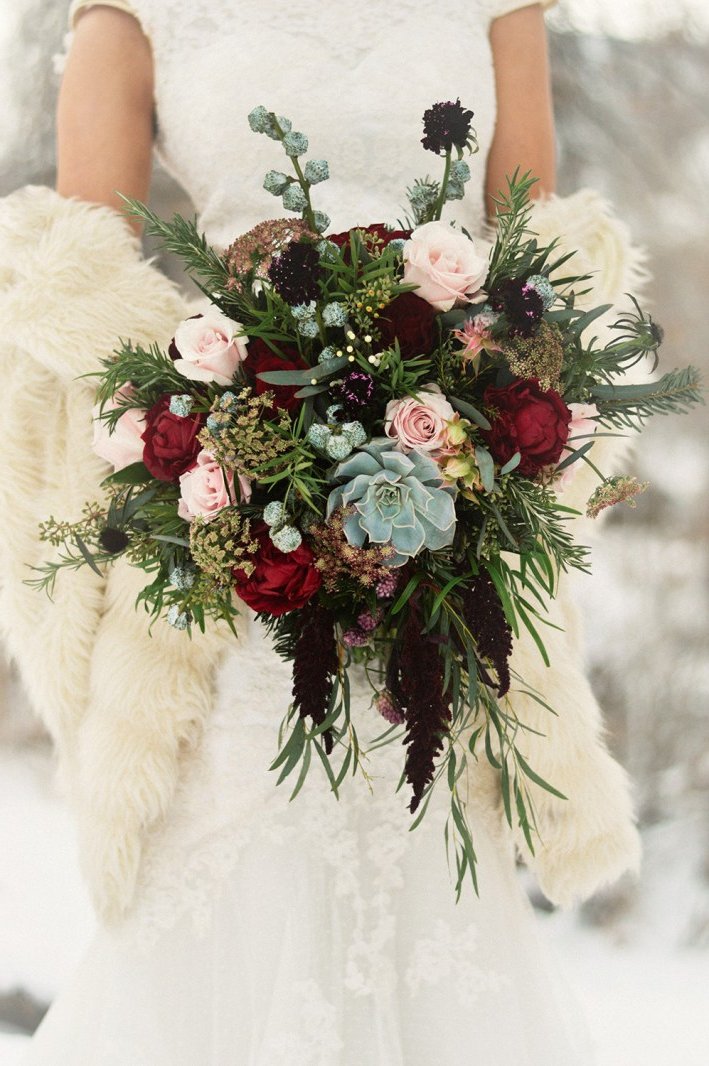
492 277 545 337
98 527 130 554
267 240 323 304
421 99 475 155
330 370 375 416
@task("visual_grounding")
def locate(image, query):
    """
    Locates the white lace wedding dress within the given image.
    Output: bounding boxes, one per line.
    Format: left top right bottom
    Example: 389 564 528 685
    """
24 0 596 1062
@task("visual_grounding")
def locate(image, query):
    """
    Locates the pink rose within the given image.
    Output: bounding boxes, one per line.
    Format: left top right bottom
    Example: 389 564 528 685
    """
385 383 455 454
171 308 249 386
177 450 252 522
92 386 146 471
402 221 491 312
555 403 599 490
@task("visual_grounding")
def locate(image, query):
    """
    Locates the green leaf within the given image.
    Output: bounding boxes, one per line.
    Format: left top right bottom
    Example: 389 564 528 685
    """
499 452 521 476
74 535 104 577
474 444 496 493
567 303 613 339
516 750 567 800
515 600 551 666
390 571 424 615
554 440 595 473
257 355 349 386
294 384 329 398
101 461 152 486
449 395 492 431
289 740 312 800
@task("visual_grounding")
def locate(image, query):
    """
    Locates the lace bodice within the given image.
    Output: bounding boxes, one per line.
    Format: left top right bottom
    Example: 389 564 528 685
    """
69 0 555 247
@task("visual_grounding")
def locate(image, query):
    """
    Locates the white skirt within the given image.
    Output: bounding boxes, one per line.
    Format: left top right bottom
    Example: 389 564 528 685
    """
23 616 596 1066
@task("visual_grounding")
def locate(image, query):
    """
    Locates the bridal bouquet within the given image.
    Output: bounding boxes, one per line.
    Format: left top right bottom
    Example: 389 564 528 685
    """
33 101 702 892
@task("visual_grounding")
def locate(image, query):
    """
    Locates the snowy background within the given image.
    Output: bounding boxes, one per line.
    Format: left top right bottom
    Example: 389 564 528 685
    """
0 1 708 1063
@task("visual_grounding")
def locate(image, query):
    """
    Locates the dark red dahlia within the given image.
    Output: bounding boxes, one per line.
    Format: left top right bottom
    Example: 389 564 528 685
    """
483 378 571 478
268 240 323 304
421 99 475 155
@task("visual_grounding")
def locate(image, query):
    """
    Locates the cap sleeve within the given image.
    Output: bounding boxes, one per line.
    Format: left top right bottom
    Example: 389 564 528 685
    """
68 0 148 35
487 0 558 20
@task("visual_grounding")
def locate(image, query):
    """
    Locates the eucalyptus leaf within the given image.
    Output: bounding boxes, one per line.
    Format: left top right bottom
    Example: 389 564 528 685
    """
474 444 496 493
449 395 492 431
257 354 348 386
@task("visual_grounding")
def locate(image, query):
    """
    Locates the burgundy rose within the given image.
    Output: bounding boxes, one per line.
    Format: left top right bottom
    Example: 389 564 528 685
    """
141 394 204 482
328 223 411 266
329 223 411 250
376 291 438 360
483 379 572 478
233 523 321 617
243 339 308 414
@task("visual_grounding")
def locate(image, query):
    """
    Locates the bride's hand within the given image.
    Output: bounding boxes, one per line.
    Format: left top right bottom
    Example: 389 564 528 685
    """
56 6 154 234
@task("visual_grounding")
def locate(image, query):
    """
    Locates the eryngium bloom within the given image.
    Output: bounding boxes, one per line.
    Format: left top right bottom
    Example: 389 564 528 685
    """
326 439 456 566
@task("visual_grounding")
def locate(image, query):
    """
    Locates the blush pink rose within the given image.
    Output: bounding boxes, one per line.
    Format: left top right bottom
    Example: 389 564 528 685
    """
555 403 599 490
384 383 456 454
177 450 252 522
92 387 146 471
171 307 249 386
402 221 491 312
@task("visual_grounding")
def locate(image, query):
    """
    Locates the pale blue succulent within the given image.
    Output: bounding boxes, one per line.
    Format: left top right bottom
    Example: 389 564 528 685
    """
326 440 457 566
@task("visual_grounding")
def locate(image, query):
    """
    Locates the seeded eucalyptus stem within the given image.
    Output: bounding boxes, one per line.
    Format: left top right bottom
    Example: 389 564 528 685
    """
271 114 319 233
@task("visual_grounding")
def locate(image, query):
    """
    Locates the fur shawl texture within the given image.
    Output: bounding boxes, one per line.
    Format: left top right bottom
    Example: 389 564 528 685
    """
0 186 646 920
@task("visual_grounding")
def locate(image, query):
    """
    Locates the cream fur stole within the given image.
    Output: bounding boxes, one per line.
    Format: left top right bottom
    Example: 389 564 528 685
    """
0 186 647 919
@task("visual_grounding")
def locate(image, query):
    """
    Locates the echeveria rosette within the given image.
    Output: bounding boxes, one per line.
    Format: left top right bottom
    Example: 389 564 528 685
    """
326 440 456 567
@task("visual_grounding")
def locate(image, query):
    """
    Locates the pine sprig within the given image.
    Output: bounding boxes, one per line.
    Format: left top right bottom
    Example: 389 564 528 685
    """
486 169 539 288
591 366 704 428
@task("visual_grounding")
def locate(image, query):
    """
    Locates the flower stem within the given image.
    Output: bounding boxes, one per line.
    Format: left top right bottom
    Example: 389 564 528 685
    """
432 150 452 222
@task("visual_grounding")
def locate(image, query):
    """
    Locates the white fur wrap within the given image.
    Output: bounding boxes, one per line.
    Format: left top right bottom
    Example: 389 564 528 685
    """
0 186 645 919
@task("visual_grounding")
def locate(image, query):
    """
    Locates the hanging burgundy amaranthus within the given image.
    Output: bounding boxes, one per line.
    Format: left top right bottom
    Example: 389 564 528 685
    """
389 602 452 813
460 572 513 697
292 603 338 753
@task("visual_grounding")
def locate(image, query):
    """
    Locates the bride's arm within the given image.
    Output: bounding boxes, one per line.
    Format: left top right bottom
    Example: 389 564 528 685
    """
56 5 154 232
486 3 556 213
